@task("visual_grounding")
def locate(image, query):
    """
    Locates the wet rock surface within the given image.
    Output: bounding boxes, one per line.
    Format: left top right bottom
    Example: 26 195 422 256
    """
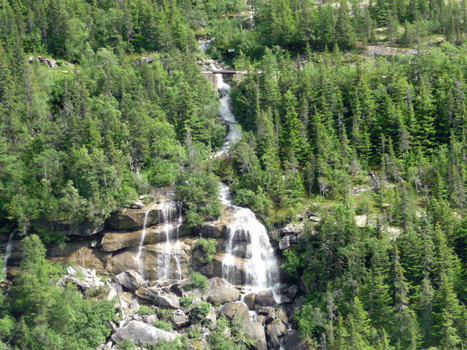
33 183 314 349
101 223 191 252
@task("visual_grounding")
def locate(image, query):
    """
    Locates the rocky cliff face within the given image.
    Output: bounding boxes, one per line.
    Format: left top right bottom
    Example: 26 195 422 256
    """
42 193 235 281
38 188 267 286
2 187 313 349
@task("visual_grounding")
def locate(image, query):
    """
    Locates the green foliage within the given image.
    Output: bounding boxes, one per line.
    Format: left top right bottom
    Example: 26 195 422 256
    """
176 140 222 228
84 285 106 298
0 16 223 230
209 315 255 350
153 320 172 332
185 272 208 292
7 234 115 349
191 301 211 324
156 308 173 321
148 337 187 350
198 237 218 263
116 339 137 350
281 249 306 281
138 305 156 316
35 228 66 245
3 2 467 350
180 296 193 308
189 327 203 339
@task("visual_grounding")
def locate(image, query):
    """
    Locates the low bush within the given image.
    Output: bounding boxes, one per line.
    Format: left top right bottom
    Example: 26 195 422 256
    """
153 319 172 332
198 237 218 263
138 305 156 316
185 272 208 292
180 296 193 308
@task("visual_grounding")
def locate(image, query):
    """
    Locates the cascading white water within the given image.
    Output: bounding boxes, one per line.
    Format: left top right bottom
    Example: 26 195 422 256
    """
214 65 281 301
3 232 14 274
135 205 156 279
213 65 241 157
199 38 214 54
157 201 177 282
173 204 184 281
156 200 183 282
220 183 280 299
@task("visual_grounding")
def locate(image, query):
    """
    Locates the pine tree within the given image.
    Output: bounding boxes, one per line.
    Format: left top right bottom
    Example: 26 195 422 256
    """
346 297 374 349
392 243 419 349
415 75 436 152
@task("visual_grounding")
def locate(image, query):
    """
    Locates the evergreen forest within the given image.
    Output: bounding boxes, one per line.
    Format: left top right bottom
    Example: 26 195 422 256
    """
1 0 467 349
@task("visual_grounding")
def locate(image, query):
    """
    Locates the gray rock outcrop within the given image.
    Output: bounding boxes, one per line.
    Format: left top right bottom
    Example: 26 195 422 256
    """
256 290 276 307
155 294 181 309
218 302 250 326
246 322 267 350
114 270 145 291
267 319 287 349
135 286 159 302
106 242 193 281
173 309 190 328
101 223 191 252
59 266 106 290
111 321 176 346
244 293 256 310
107 209 160 231
33 219 104 237
206 286 240 304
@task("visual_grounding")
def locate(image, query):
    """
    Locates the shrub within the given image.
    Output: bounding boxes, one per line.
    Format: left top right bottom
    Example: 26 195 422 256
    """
138 305 156 316
148 337 187 350
189 327 203 339
153 319 172 332
198 237 218 263
180 296 193 308
191 301 211 324
116 339 137 350
156 307 173 321
84 286 106 298
185 272 208 292
186 210 204 228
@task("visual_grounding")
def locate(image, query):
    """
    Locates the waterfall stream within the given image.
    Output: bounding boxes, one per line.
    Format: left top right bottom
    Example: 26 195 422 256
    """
173 204 184 281
135 199 183 282
135 205 156 279
3 232 14 274
157 200 183 282
213 64 241 157
133 66 280 298
214 68 281 301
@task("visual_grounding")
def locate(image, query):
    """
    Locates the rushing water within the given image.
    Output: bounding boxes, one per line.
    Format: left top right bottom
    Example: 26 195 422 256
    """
3 232 14 274
135 205 156 279
214 66 281 301
220 183 281 299
213 65 241 157
135 199 184 282
157 201 178 282
173 204 184 281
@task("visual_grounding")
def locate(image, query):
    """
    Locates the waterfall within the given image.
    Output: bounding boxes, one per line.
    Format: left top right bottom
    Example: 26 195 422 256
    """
156 200 183 282
220 184 280 300
173 204 183 281
214 64 281 301
157 201 176 282
213 66 241 157
3 232 14 274
135 205 156 279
